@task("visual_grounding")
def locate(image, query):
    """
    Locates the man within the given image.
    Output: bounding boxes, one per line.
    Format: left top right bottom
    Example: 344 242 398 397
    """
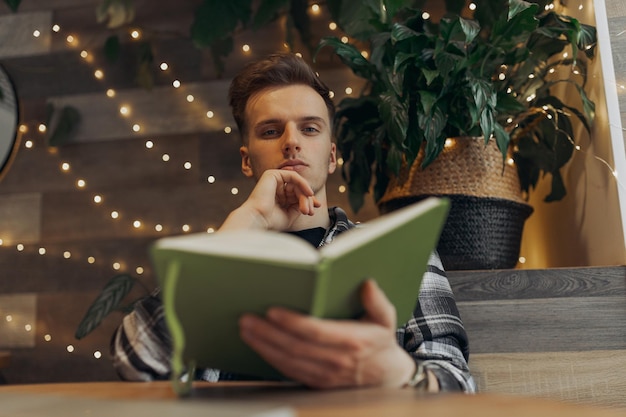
111 52 476 393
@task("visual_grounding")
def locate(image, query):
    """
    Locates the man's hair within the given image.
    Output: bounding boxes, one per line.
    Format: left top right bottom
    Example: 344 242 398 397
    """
228 52 335 142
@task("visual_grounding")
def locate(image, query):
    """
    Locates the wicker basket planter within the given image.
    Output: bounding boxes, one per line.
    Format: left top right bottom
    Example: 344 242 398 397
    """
378 137 533 270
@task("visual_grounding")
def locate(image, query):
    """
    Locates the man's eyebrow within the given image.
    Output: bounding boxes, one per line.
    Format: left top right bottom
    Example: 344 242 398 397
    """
254 116 327 127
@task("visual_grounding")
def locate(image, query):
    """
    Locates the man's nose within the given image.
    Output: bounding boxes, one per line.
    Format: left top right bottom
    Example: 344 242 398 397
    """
282 124 301 153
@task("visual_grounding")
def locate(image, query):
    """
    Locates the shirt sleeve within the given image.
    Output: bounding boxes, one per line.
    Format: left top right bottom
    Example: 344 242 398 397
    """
109 290 173 381
397 251 477 393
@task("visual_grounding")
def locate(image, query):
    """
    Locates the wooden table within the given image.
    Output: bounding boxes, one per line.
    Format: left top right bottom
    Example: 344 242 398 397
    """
0 381 624 417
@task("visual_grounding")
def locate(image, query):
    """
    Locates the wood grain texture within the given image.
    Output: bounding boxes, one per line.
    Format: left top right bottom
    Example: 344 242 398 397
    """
0 12 51 59
605 0 626 18
0 192 41 243
471 351 626 409
0 293 36 348
448 267 626 301
459 296 626 353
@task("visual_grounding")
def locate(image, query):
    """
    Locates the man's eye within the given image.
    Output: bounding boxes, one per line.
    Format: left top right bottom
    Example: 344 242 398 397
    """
261 129 279 137
302 126 319 133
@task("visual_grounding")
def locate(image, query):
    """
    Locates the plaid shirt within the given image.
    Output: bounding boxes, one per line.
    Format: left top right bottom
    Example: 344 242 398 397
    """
110 207 476 392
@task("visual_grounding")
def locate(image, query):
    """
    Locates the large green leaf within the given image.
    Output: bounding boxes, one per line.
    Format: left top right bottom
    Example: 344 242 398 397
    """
190 0 252 48
327 0 384 40
3 0 20 12
379 91 408 148
103 35 121 63
459 17 480 43
47 105 82 147
317 37 375 79
75 274 137 339
545 171 566 202
252 0 290 30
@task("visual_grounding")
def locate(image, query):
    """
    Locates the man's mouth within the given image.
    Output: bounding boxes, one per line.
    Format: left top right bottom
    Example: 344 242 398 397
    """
279 160 307 171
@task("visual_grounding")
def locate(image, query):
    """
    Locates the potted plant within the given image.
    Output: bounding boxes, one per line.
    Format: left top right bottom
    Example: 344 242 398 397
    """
317 0 596 269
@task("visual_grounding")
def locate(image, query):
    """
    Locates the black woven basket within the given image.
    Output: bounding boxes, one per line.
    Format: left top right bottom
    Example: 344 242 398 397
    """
379 194 534 270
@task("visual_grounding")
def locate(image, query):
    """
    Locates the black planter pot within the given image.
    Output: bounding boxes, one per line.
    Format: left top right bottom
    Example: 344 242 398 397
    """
379 194 533 270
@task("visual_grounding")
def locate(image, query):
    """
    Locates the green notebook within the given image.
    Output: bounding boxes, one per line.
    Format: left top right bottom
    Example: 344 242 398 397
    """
151 197 449 395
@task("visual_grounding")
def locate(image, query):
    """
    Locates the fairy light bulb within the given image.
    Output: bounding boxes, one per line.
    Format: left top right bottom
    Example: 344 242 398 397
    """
160 62 168 70
206 111 214 118
33 30 41 37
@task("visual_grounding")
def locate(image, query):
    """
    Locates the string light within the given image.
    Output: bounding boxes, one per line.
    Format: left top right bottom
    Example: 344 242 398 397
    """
32 30 41 37
206 111 214 118
160 62 168 70
106 89 116 98
52 24 60 32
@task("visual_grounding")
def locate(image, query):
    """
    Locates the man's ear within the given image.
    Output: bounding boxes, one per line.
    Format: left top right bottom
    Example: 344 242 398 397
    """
328 143 337 174
240 146 254 178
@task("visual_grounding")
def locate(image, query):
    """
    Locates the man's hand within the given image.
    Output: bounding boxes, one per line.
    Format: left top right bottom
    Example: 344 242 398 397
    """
220 169 321 232
238 279 417 389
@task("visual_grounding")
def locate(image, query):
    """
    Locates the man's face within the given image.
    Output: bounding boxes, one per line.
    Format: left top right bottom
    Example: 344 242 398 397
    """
240 84 337 196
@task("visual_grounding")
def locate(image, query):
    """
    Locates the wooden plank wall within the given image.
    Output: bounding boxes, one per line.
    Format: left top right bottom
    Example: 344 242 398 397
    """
0 1 378 384
449 266 626 410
